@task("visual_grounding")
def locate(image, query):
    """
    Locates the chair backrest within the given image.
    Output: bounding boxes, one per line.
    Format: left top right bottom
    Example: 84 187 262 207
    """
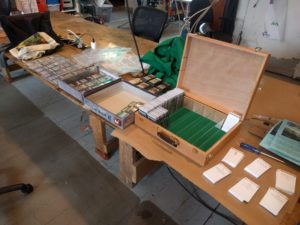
79 0 96 16
132 6 168 43
0 0 11 16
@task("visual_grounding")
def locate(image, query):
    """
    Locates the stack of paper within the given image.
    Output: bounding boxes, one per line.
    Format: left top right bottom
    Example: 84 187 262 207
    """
222 147 244 168
229 177 260 203
203 163 232 184
275 169 296 195
259 187 288 216
244 158 271 178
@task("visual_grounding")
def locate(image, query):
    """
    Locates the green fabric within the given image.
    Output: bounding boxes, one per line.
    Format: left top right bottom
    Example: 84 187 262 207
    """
141 36 185 88
165 107 226 152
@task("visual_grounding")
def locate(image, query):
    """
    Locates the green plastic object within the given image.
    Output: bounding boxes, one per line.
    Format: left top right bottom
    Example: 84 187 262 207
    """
165 107 225 152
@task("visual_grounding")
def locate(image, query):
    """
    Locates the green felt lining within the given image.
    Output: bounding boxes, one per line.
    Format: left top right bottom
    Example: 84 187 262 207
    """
165 107 226 152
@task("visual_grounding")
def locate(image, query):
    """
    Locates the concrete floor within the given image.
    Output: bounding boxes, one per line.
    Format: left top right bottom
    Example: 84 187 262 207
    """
0 9 244 225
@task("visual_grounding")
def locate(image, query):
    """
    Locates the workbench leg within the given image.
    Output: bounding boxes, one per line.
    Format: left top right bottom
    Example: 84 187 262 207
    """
119 140 135 188
1 67 13 83
0 52 13 83
89 114 119 160
119 140 161 188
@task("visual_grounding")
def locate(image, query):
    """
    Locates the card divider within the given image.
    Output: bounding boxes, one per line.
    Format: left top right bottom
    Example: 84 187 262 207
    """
168 113 200 132
167 108 190 124
176 117 210 139
186 120 215 143
168 111 198 131
199 130 226 151
193 126 220 146
164 107 226 152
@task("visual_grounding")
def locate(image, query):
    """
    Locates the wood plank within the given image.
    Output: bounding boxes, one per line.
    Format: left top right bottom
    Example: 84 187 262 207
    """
89 112 119 158
178 34 269 120
119 140 160 187
112 70 300 225
132 156 161 184
113 123 300 225
1 67 13 83
119 140 135 187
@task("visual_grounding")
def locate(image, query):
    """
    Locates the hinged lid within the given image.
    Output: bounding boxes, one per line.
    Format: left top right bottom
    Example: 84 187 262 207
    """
177 34 269 120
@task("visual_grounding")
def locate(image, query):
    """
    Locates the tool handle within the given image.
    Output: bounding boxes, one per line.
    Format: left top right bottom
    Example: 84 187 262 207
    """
240 143 260 154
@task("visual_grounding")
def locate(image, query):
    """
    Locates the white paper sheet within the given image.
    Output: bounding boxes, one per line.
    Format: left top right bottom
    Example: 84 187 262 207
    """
222 147 244 168
244 158 271 178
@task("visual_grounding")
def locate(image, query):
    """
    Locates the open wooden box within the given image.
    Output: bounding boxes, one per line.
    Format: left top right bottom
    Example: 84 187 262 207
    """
84 82 155 129
135 34 269 166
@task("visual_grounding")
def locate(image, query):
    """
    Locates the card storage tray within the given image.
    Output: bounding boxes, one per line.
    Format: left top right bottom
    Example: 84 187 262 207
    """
135 34 269 166
164 108 226 152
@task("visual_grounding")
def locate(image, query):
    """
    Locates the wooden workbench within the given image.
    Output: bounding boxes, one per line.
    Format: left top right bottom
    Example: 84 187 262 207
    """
112 73 300 225
1 12 156 159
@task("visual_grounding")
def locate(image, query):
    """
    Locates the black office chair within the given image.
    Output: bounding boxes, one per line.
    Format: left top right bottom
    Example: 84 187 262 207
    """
0 0 12 81
0 0 11 16
132 6 168 42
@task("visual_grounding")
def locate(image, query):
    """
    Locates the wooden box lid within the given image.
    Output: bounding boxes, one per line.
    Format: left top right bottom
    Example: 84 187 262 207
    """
177 34 269 120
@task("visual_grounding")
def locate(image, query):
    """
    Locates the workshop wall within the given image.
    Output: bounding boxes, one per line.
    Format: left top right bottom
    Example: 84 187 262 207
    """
233 0 300 79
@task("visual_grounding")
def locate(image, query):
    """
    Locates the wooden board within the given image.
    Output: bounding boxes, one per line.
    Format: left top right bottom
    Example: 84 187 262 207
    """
113 74 300 225
119 140 160 187
113 123 300 225
248 72 300 124
178 34 269 120
50 12 156 56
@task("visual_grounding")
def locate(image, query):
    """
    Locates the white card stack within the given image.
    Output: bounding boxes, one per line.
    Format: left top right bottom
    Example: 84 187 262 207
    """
222 147 244 168
259 187 288 216
202 163 232 184
229 177 260 203
244 158 271 178
275 169 296 195
139 88 184 118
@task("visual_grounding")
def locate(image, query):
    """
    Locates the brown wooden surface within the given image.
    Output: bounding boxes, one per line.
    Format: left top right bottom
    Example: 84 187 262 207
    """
248 73 300 124
113 74 300 225
50 12 156 55
178 34 269 120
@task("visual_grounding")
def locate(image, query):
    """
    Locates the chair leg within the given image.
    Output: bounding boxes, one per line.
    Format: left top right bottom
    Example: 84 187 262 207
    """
0 184 34 195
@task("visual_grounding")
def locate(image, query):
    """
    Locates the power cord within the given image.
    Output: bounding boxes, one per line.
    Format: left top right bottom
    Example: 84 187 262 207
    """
124 0 146 76
167 166 241 225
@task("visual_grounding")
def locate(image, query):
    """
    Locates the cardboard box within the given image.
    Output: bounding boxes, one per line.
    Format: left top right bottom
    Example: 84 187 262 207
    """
58 66 120 102
135 34 269 166
84 82 155 129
